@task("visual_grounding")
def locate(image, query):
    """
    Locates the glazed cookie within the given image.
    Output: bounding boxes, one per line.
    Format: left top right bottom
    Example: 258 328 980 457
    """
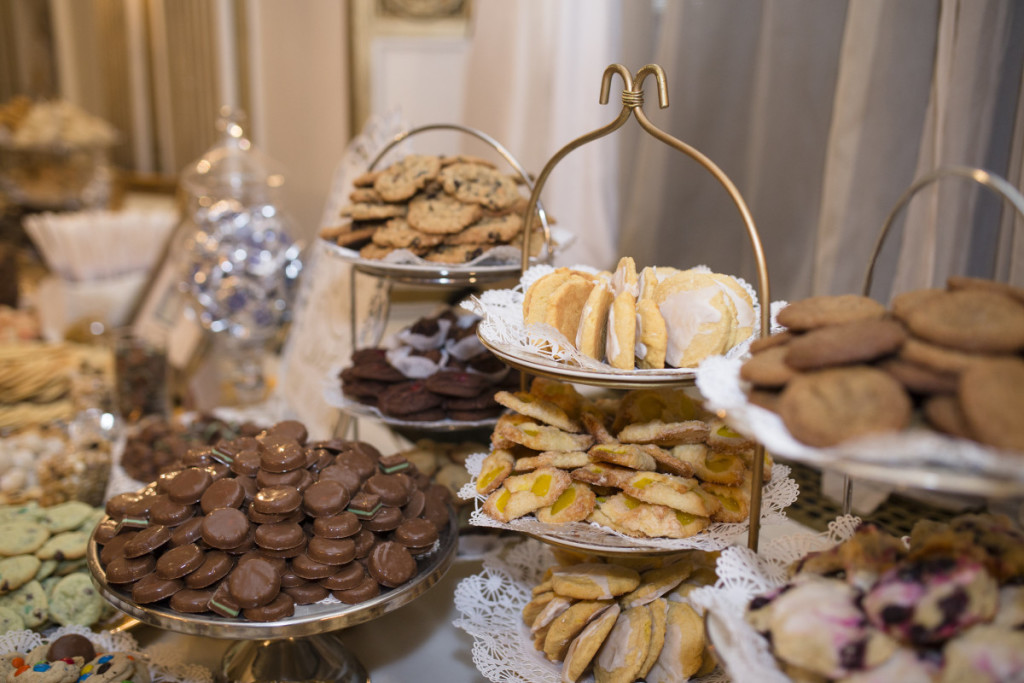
776 294 887 331
646 601 707 682
48 573 104 626
636 267 669 369
784 318 907 370
904 289 1024 353
958 357 1024 452
561 603 620 682
494 391 582 433
712 273 756 349
551 563 641 600
778 366 912 448
575 276 614 362
373 154 442 202
439 162 521 211
593 603 653 683
533 273 600 345
370 217 445 250
654 270 737 368
543 599 614 662
606 257 639 370
406 192 483 234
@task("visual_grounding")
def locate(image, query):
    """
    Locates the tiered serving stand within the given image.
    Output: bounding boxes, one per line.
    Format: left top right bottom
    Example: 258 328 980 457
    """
86 505 459 682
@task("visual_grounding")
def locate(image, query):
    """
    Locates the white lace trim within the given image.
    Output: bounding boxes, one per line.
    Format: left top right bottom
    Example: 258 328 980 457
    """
686 516 863 683
453 537 730 682
0 624 214 683
459 453 799 552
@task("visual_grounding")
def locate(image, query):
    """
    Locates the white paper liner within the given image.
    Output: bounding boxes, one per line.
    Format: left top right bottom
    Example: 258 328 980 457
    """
0 624 214 683
453 537 729 683
464 264 785 379
386 345 450 379
695 355 1024 489
459 453 799 552
687 516 863 683
395 318 452 352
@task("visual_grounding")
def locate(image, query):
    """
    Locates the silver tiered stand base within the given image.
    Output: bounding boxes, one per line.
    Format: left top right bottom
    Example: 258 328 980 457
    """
87 508 459 683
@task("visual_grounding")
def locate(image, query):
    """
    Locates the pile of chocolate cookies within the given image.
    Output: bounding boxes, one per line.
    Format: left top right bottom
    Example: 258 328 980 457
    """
340 310 517 422
741 276 1024 451
320 153 547 264
95 420 451 622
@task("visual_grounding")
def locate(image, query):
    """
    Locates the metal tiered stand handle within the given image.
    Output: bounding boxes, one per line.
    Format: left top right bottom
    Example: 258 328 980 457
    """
826 165 1024 514
517 64 773 551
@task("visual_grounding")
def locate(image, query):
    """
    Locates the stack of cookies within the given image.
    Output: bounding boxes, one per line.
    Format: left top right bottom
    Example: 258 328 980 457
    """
746 513 1024 681
523 257 755 370
339 309 517 422
0 500 113 632
321 154 547 264
96 420 452 622
474 378 773 539
741 277 1024 452
522 551 718 682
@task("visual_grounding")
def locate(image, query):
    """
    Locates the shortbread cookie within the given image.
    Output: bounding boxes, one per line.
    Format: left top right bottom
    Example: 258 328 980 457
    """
739 345 797 388
406 192 483 234
373 154 442 202
592 494 710 539
646 601 708 682
439 162 521 211
482 467 572 522
668 444 747 485
535 482 596 524
570 462 635 490
784 318 907 370
593 603 652 683
619 471 721 518
494 414 594 452
370 217 445 249
562 603 620 682
494 390 582 432
575 277 614 362
610 388 702 434
588 443 657 471
702 479 752 523
543 599 614 661
776 294 887 331
523 269 574 324
706 419 756 454
544 274 599 344
616 419 709 446
636 267 668 369
475 449 516 495
958 357 1024 451
712 273 756 348
606 257 639 370
551 563 641 600
904 289 1024 353
514 450 592 472
778 366 912 447
655 269 738 368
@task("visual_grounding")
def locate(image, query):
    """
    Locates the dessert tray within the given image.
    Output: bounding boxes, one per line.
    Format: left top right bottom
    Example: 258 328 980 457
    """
696 355 1024 497
0 624 214 683
459 453 798 554
687 516 862 683
320 226 574 286
86 507 458 640
464 264 784 389
453 536 727 683
324 387 501 432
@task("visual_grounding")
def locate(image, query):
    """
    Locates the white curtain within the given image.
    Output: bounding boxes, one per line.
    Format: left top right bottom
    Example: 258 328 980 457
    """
465 0 1024 301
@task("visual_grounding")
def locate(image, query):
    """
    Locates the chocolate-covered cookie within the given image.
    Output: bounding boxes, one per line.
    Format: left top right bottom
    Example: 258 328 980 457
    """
227 556 281 609
104 554 156 584
47 634 95 663
254 522 306 551
318 562 366 591
361 506 404 533
312 512 361 539
132 572 183 603
184 551 234 589
393 518 439 555
377 381 444 417
307 537 356 566
155 543 204 579
333 575 380 604
367 541 416 588
166 467 214 504
259 441 307 473
363 473 412 507
253 487 302 515
302 480 350 518
123 525 172 558
169 517 204 547
424 370 491 398
243 592 295 622
169 588 215 613
200 478 247 514
284 582 329 605
201 508 251 550
148 496 196 527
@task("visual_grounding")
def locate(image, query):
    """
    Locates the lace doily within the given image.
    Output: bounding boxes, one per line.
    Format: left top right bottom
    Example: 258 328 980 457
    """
453 537 729 683
695 355 1024 491
686 516 862 683
463 264 784 381
0 624 214 683
459 453 799 552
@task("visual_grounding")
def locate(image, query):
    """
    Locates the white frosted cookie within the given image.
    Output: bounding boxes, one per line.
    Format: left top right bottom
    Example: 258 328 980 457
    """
562 603 620 682
593 603 653 683
636 267 669 369
711 273 755 349
655 270 737 368
523 268 574 324
606 257 639 370
575 276 614 362
646 601 707 682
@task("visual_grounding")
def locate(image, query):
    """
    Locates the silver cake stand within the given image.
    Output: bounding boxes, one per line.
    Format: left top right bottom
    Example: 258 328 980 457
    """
87 508 458 683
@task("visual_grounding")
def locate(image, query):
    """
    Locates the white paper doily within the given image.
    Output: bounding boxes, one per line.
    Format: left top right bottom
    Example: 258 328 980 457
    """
695 355 1024 496
463 264 784 383
0 624 214 683
453 537 729 683
686 515 863 683
459 453 798 552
